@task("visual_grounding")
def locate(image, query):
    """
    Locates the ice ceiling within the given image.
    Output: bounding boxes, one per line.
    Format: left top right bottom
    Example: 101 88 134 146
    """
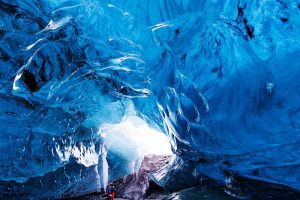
0 0 299 199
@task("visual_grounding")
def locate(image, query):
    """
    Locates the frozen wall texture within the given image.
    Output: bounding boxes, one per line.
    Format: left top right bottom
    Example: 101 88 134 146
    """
0 0 299 199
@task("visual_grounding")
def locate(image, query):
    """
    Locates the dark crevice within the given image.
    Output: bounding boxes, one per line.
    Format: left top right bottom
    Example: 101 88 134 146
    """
280 17 289 23
237 3 254 40
0 2 18 14
211 65 223 79
175 28 180 38
22 70 40 92
0 47 10 61
144 180 167 198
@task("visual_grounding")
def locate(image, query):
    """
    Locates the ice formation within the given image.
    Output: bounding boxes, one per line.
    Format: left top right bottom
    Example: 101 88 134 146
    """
0 0 299 199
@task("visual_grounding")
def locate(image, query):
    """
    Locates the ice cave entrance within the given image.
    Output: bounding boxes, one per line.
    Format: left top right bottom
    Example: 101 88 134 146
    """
100 115 172 156
99 115 172 174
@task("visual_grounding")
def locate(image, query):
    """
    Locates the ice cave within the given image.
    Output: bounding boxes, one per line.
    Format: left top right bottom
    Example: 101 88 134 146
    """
0 0 300 199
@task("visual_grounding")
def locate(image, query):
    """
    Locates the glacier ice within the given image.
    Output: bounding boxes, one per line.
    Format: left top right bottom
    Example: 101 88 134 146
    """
0 0 300 199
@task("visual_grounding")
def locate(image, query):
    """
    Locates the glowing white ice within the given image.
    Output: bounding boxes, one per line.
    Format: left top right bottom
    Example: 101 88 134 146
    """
100 116 172 160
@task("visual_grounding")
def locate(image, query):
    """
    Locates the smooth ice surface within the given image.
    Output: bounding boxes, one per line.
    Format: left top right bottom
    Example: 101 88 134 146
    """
0 0 299 199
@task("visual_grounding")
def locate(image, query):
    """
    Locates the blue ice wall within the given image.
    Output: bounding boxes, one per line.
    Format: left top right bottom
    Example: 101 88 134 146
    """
0 0 299 199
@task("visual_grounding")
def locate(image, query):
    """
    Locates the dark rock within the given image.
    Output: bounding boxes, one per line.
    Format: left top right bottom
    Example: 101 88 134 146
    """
108 155 171 200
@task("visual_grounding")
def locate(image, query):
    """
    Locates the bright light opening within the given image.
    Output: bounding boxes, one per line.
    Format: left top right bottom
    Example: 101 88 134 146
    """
100 115 172 161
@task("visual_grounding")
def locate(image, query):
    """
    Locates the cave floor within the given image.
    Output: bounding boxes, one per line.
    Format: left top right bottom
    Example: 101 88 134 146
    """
71 186 235 200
